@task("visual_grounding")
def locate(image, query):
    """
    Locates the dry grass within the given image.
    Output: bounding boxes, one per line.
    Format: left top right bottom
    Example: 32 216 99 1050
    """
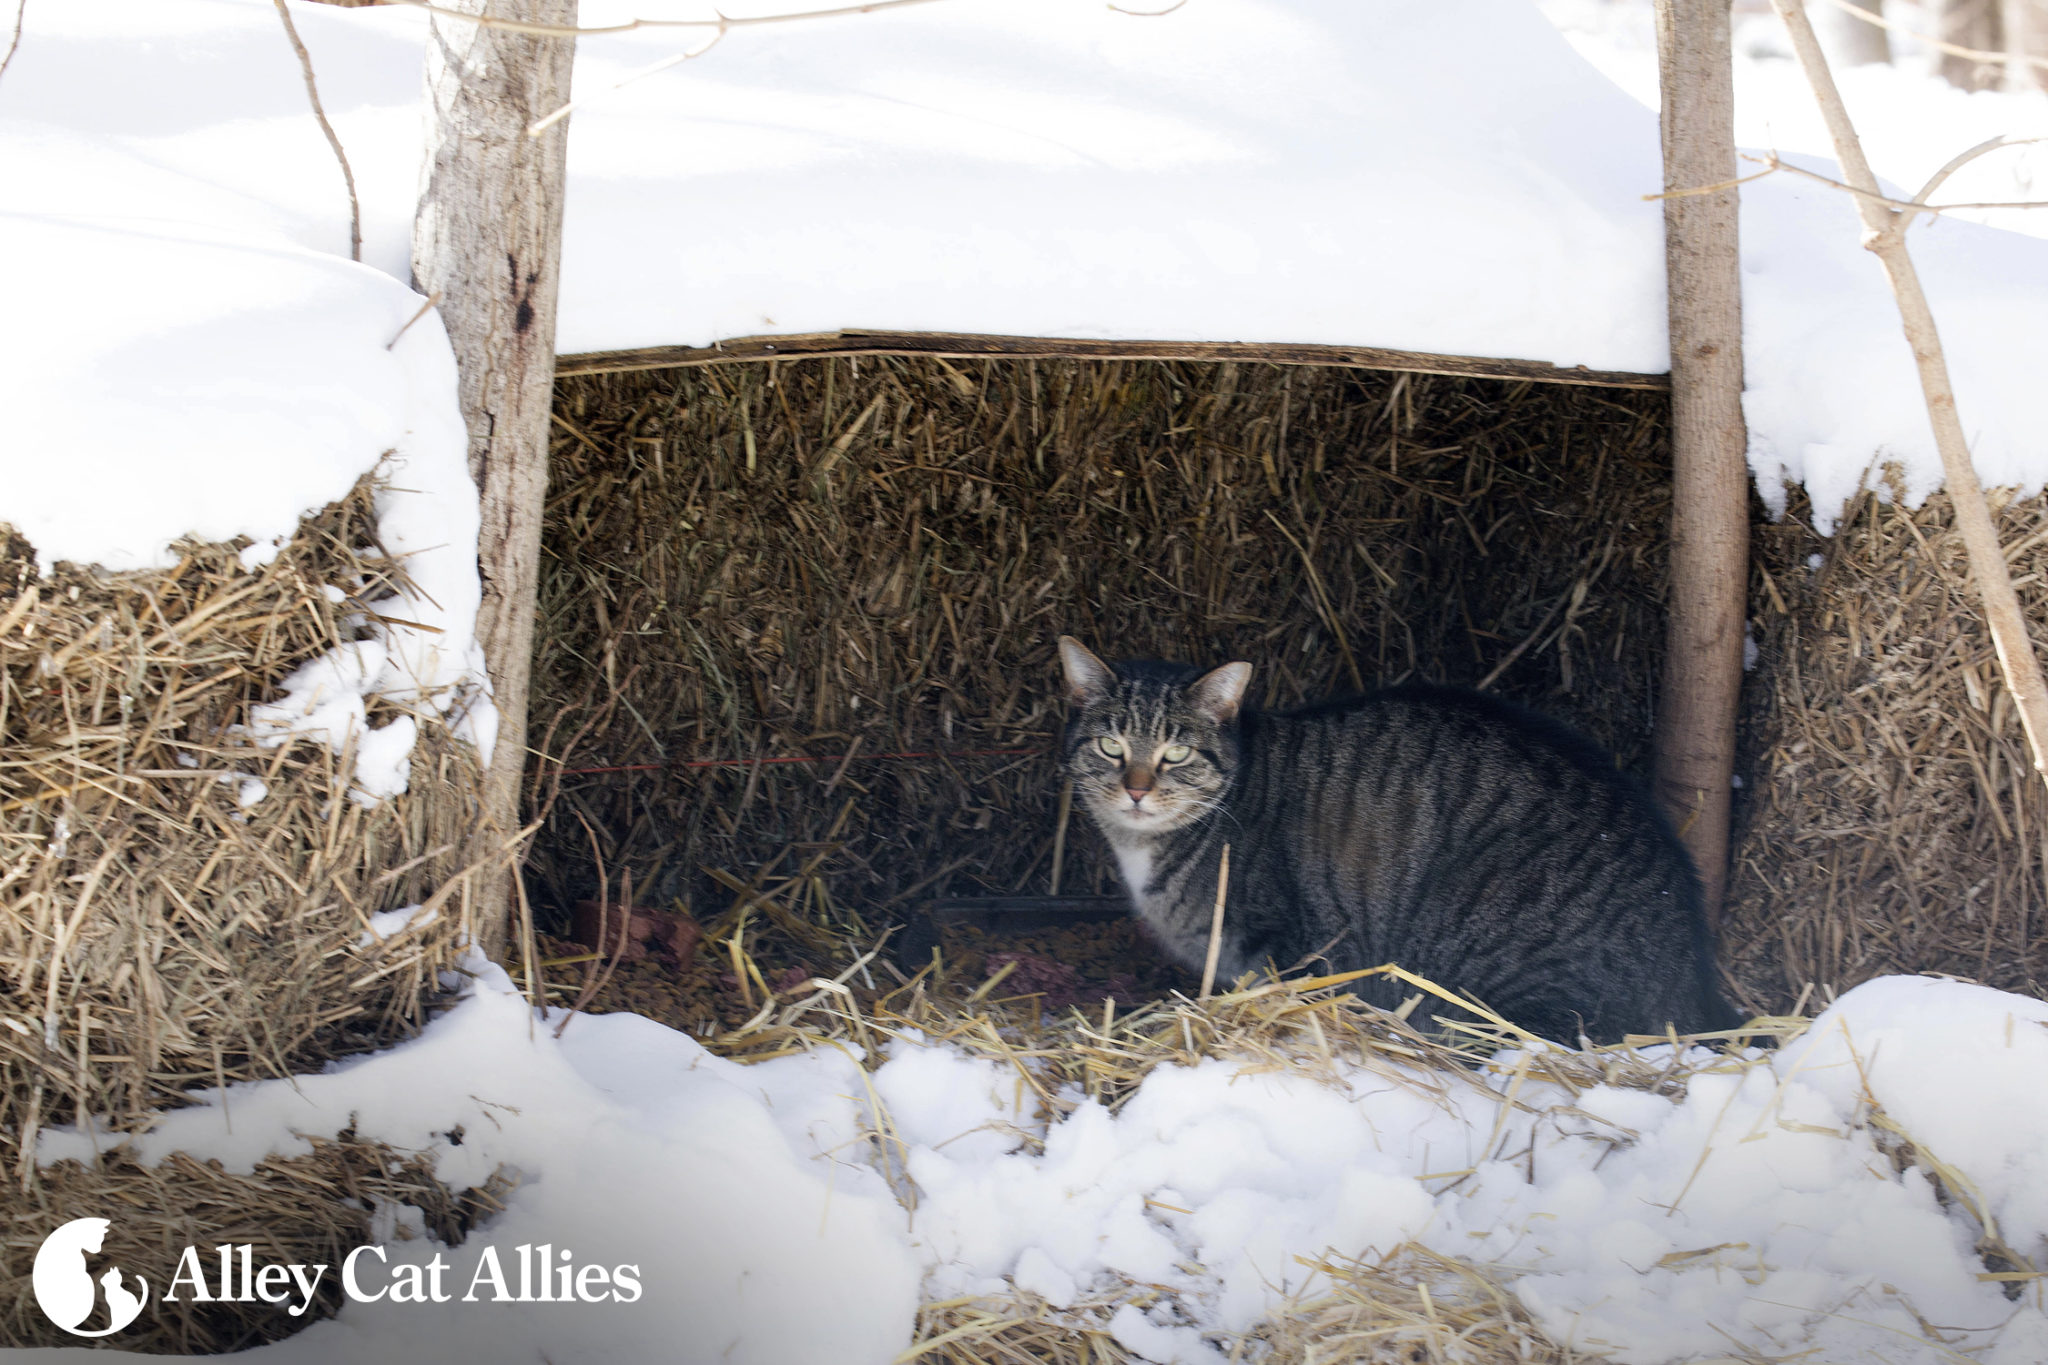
1256 1244 1572 1365
3 1138 502 1352
533 358 1675 948
704 949 1793 1365
541 355 2048 1022
1725 481 2048 1011
1 479 489 1347
0 482 482 1150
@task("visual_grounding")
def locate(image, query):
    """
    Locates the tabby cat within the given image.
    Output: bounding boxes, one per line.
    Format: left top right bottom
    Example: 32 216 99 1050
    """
1056 636 1736 1043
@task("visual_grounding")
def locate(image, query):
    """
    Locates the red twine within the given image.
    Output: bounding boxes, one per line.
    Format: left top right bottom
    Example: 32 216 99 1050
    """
555 746 1045 777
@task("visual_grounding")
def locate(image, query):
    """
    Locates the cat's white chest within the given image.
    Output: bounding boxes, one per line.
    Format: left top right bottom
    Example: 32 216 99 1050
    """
1112 842 1155 898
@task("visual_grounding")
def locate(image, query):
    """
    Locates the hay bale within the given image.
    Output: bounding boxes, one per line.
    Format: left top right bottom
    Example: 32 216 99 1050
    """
533 358 1675 944
1726 483 2048 1010
3 1140 496 1352
1 477 489 1346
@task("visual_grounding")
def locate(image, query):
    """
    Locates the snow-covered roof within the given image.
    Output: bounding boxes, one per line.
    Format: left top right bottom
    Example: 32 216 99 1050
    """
2 0 2046 568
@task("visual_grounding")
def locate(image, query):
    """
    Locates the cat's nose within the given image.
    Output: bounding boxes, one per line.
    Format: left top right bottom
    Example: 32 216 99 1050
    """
1124 785 1150 803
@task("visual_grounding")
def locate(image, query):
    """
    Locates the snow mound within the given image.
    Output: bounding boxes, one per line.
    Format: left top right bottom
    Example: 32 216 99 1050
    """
8 0 2047 536
39 957 920 1365
37 971 2048 1363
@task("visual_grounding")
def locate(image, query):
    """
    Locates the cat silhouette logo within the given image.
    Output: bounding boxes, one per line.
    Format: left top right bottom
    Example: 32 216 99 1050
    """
33 1218 149 1337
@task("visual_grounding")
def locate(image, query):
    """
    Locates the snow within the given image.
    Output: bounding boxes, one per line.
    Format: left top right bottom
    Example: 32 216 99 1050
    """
5 0 2047 548
1545 0 2048 526
1548 0 2048 246
0 16 493 797
355 902 439 948
33 970 2048 1364
9 4 2048 1357
34 955 921 1365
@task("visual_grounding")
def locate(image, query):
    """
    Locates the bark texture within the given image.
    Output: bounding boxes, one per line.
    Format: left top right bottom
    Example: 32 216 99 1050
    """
413 0 577 955
1771 0 2048 796
1652 0 1750 923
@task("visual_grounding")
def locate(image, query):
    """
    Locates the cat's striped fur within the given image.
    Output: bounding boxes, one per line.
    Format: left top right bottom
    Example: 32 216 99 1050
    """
1058 637 1736 1043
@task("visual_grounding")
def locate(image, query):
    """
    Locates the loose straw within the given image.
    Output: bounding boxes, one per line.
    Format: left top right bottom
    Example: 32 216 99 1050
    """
1199 842 1231 999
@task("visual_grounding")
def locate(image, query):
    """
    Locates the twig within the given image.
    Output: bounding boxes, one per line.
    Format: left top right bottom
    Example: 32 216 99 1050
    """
1655 146 2048 218
1770 0 2048 794
385 291 443 350
1748 151 2048 216
387 0 951 39
1475 592 1568 691
1641 165 1778 202
556 814 629 1036
0 0 25 86
1909 136 2048 217
1048 778 1072 895
526 24 728 136
271 0 362 262
1198 841 1230 1000
1811 0 2048 74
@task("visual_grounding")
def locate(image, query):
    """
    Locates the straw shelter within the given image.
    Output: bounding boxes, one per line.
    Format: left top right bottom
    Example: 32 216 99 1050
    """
526 345 1680 976
526 337 2048 1023
9 273 2048 1360
10 0 2048 1354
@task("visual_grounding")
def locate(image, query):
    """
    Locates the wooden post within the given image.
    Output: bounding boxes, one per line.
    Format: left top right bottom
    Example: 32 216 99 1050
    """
413 0 577 956
1652 0 1750 922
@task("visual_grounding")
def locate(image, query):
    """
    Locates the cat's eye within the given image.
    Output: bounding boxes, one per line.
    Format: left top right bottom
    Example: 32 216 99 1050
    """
1162 744 1192 763
1098 737 1125 759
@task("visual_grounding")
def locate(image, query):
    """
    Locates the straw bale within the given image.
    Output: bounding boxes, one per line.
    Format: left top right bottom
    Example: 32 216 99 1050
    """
1 481 484 1143
1724 482 2048 1011
1 475 489 1347
4 1138 497 1352
533 358 1675 950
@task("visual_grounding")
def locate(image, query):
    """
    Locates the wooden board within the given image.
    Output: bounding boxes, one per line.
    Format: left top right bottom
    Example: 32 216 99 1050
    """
556 329 1671 391
923 895 1130 933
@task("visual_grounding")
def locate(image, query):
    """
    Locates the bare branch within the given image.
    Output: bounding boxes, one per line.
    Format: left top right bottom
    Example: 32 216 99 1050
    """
1912 134 2048 209
1734 151 2048 218
1811 0 2048 74
526 22 728 136
1641 165 1778 201
383 0 951 39
1770 0 2048 794
271 0 362 262
385 290 443 351
0 0 27 86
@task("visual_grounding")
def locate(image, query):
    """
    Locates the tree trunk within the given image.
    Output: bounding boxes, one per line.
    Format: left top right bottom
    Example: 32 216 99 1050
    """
1811 0 1891 66
1931 0 2003 88
2001 0 2044 90
413 0 577 958
1652 0 1750 925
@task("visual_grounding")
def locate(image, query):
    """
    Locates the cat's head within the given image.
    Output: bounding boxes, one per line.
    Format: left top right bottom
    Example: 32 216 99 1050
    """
1056 636 1251 837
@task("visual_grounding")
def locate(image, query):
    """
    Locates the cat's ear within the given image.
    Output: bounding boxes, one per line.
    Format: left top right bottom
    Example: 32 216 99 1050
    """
1187 661 1252 724
1057 636 1114 707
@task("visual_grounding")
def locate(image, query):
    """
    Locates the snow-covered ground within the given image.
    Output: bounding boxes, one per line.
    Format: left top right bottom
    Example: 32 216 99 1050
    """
4 0 2048 552
26 961 2048 1365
